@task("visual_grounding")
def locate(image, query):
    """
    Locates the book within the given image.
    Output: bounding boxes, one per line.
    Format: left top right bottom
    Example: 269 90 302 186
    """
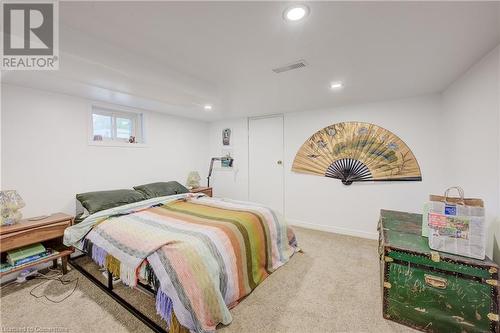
0 249 58 273
6 243 46 266
0 262 13 273
12 251 49 266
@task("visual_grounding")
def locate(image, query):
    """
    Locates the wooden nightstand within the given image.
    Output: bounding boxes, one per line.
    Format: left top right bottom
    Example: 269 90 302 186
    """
0 213 74 276
190 187 213 197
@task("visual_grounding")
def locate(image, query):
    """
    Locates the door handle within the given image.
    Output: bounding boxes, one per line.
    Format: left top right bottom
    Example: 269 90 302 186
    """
277 160 283 165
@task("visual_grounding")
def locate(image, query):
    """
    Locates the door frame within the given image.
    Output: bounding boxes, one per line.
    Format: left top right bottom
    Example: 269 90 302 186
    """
247 114 285 213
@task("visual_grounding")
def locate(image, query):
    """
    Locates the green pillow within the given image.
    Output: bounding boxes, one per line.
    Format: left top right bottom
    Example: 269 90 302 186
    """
76 189 146 215
133 181 189 199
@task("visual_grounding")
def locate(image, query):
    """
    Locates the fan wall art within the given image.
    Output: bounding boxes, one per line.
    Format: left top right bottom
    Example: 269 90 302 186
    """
291 122 422 185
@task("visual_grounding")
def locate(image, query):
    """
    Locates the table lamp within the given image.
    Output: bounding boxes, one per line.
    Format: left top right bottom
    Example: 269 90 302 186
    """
0 190 25 226
186 171 201 189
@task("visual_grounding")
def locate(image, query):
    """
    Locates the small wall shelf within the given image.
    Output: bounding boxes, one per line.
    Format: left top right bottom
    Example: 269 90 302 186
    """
213 167 234 171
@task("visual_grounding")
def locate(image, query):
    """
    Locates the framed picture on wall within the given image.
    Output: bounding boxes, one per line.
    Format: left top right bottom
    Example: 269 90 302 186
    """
222 128 231 147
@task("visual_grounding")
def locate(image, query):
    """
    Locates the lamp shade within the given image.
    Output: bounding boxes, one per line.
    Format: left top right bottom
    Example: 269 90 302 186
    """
0 190 25 225
186 171 201 189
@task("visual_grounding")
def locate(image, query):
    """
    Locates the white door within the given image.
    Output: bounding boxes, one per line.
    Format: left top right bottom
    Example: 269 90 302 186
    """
248 115 284 214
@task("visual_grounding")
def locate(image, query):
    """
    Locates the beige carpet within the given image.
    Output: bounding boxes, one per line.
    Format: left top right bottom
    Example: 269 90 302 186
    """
0 227 416 333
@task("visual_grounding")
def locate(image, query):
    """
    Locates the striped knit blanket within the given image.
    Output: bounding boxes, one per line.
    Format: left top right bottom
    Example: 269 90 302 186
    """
83 195 298 333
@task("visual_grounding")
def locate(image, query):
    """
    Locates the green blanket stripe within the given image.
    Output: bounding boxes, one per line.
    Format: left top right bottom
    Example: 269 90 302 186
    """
185 201 275 272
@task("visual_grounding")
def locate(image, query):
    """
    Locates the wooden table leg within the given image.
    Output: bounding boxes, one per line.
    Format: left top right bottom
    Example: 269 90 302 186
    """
61 255 68 274
52 259 58 269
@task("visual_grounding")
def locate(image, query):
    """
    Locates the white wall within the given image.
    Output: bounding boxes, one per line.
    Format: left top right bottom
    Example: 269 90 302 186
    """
0 78 2 189
1 84 210 217
285 96 446 239
442 45 500 261
2 47 498 260
498 46 500 264
208 119 249 200
209 47 500 259
209 95 446 239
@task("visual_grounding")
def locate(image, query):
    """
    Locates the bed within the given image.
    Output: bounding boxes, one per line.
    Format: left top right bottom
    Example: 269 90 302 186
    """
64 182 299 333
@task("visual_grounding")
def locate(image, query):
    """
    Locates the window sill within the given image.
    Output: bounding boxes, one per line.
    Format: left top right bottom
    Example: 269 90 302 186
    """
88 141 148 148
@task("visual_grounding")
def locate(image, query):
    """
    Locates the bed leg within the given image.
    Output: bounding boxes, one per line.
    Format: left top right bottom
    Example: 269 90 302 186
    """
107 271 113 291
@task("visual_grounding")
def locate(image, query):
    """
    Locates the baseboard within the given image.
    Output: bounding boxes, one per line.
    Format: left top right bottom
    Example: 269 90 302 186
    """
287 218 378 240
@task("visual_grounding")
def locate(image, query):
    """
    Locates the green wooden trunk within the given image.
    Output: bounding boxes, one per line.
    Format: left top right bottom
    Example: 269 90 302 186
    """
379 209 499 333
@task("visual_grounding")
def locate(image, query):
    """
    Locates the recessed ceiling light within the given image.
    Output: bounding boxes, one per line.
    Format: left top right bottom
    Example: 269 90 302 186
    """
330 82 344 90
283 5 309 22
204 104 213 111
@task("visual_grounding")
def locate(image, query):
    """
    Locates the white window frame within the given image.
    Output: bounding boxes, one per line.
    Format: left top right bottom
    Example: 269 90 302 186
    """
88 104 147 148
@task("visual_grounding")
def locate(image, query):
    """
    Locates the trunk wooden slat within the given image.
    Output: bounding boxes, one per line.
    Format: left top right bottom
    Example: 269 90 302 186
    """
379 209 499 333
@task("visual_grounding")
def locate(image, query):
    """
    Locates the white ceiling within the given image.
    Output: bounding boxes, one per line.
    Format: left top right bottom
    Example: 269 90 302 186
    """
3 1 500 121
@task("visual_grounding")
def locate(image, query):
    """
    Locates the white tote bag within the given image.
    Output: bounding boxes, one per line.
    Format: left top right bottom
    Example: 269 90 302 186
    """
426 187 486 260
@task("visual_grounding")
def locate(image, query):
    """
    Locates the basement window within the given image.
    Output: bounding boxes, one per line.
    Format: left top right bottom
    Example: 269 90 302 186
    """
90 106 145 146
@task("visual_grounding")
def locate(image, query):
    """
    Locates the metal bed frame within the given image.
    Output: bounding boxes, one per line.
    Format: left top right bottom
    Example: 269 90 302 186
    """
69 253 167 333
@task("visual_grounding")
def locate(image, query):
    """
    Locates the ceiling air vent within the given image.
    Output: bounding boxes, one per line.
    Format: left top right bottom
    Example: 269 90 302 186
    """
272 60 308 74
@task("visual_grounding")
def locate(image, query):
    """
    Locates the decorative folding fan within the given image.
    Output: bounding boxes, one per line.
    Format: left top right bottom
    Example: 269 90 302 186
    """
291 122 422 185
